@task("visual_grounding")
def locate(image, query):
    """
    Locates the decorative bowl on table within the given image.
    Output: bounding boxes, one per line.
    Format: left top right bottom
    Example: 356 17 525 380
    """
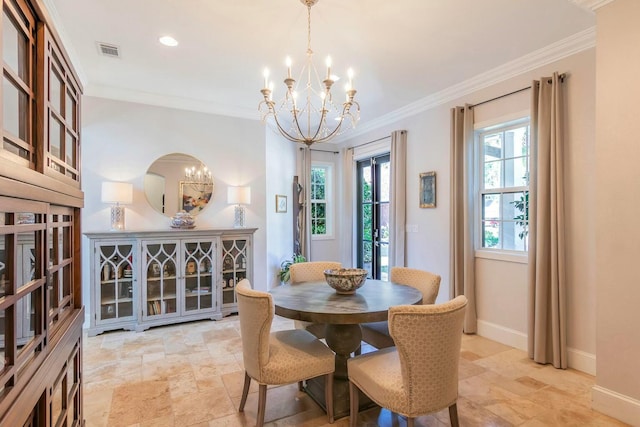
324 268 368 294
170 210 196 229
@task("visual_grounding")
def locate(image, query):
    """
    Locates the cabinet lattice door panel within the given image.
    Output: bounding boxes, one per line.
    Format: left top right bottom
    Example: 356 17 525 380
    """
183 240 216 314
221 235 252 314
96 241 135 323
142 240 179 319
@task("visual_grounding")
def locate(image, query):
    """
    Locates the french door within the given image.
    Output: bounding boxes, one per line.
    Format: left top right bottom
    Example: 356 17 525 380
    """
356 153 390 280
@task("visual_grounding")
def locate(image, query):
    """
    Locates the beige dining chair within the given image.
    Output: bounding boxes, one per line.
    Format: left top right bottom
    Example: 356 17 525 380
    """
289 261 341 338
348 296 468 427
236 279 335 426
360 266 441 349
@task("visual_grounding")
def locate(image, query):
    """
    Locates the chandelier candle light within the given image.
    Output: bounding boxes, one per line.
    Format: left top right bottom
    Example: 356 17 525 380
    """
259 0 359 146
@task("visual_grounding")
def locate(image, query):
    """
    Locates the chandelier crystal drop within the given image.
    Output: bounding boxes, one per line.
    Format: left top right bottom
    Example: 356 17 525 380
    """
258 0 360 146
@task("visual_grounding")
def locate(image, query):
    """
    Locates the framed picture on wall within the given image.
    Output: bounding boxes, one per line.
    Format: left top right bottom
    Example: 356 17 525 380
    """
179 181 213 213
276 195 287 213
419 172 436 208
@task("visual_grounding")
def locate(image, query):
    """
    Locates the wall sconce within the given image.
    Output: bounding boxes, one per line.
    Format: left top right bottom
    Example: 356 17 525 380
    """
227 186 251 228
101 181 133 231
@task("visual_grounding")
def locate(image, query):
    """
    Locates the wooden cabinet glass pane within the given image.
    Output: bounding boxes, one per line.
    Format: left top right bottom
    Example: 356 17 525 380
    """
49 115 62 160
16 290 37 355
221 239 247 308
2 10 28 81
3 76 29 141
51 373 64 426
65 89 76 128
65 131 76 168
0 235 6 298
16 231 36 290
49 69 62 114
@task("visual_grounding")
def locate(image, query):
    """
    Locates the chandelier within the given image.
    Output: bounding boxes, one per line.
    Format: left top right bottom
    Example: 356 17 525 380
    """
184 165 212 185
258 0 360 146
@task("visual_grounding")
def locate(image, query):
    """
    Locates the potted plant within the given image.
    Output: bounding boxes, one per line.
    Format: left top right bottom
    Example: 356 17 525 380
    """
278 254 306 283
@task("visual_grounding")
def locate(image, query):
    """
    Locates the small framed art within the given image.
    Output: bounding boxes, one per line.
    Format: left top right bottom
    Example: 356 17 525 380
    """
276 194 287 213
419 172 436 208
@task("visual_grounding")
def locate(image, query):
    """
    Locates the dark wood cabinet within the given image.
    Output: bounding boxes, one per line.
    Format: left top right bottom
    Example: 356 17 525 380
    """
0 0 84 425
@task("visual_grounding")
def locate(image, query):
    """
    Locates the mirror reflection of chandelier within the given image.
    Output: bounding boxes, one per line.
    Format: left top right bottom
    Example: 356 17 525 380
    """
258 0 360 146
184 165 213 197
184 165 212 185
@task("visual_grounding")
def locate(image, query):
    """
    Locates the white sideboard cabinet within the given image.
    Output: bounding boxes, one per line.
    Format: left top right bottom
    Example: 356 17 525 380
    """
85 228 256 336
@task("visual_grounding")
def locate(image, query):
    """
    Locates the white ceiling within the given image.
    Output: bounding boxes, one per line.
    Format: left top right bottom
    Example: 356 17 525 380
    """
46 0 595 134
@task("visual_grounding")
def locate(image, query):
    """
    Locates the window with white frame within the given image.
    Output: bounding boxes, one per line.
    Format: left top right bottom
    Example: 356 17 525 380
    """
477 119 530 252
311 163 333 238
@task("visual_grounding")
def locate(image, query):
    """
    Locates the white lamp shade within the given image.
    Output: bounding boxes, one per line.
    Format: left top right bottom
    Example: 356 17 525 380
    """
227 186 251 205
101 182 133 204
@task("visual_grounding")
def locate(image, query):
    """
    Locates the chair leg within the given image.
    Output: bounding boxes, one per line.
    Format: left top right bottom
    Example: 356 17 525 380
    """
349 381 359 427
298 380 304 391
239 372 251 412
354 345 361 356
449 403 459 427
256 384 267 427
407 417 415 427
324 373 334 423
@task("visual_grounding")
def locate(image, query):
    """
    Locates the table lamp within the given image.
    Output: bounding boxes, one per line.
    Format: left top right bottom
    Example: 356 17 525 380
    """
227 186 251 228
101 181 133 231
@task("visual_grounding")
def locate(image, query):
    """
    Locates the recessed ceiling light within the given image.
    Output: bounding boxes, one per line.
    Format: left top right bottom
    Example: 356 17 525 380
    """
159 36 178 47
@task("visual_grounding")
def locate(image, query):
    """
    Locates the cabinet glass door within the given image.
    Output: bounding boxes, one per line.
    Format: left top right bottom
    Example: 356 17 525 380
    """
182 240 215 314
143 241 178 318
221 239 248 307
97 243 134 322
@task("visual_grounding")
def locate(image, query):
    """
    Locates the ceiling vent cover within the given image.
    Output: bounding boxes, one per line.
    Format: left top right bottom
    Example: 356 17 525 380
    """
97 42 120 58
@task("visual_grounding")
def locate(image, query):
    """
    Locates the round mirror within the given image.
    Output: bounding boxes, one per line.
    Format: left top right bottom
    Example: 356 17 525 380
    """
144 153 214 216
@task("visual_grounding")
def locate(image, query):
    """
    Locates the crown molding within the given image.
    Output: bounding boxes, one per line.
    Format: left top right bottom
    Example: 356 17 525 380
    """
84 84 257 120
339 26 596 142
568 0 616 11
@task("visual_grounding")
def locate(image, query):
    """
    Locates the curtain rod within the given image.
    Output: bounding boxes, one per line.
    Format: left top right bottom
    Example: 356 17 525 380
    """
299 147 339 154
350 135 391 150
469 73 566 109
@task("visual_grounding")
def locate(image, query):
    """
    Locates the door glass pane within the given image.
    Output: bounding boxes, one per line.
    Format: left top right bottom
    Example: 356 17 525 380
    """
361 165 372 203
379 161 390 202
379 203 390 244
0 308 5 371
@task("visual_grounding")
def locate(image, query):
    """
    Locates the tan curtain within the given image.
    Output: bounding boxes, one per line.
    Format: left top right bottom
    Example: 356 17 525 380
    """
340 148 354 265
528 73 566 368
300 146 312 259
389 130 407 267
450 105 477 333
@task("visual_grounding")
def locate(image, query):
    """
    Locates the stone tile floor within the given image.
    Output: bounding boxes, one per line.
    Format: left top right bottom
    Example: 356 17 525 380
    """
83 316 629 426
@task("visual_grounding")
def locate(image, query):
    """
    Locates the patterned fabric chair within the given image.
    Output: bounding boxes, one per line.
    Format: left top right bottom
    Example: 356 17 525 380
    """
360 267 441 349
236 279 335 426
348 296 468 427
289 261 342 338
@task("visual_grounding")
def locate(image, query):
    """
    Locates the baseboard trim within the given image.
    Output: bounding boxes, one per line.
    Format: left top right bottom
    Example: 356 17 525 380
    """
477 320 596 375
477 320 528 351
592 385 640 426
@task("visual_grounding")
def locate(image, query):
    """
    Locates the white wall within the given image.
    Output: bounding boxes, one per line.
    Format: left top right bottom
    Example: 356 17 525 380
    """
593 0 640 423
340 48 597 373
265 132 297 288
81 96 268 317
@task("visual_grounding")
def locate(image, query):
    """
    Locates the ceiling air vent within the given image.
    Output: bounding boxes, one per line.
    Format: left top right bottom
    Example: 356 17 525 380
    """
97 42 121 58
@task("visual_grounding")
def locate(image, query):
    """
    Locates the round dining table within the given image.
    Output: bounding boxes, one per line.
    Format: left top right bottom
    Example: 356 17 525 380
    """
270 279 422 418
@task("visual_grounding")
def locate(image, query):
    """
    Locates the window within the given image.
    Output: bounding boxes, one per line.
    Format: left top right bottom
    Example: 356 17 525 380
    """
311 163 333 238
477 119 529 252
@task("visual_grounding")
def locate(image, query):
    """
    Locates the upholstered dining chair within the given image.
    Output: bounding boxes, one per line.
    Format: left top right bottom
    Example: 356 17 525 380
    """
236 279 335 426
348 296 468 427
289 261 342 338
360 267 441 350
